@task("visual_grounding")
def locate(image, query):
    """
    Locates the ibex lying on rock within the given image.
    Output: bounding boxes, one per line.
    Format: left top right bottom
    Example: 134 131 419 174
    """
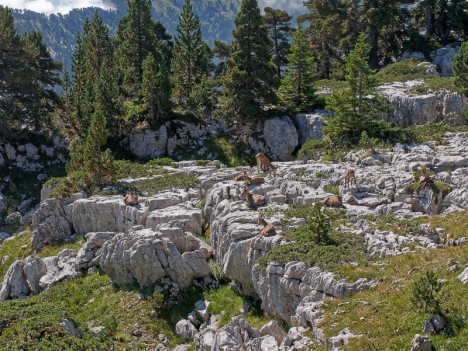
256 153 276 172
241 187 266 207
234 170 248 182
124 190 139 206
257 214 276 237
322 195 342 207
246 175 265 185
344 169 357 188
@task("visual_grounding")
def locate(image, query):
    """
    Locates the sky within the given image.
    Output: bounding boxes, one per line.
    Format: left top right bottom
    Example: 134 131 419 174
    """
2 0 306 16
1 0 109 14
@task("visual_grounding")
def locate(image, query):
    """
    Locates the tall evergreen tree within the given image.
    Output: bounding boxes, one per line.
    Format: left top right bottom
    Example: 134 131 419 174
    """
171 0 210 109
453 42 468 99
278 24 316 113
263 7 293 78
324 33 388 143
116 0 158 96
142 53 172 124
22 30 62 131
220 0 279 120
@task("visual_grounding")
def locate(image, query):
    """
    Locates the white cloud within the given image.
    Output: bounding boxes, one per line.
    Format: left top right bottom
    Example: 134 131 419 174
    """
259 0 306 13
3 0 109 14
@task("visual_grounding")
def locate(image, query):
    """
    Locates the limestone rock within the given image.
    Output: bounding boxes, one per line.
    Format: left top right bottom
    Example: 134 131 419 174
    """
211 316 260 351
146 203 202 235
63 319 82 338
422 315 446 334
292 112 327 145
329 328 361 350
410 334 433 351
263 116 299 161
458 268 468 284
175 319 197 340
129 126 168 160
431 43 460 77
23 256 47 294
259 320 286 345
0 261 29 301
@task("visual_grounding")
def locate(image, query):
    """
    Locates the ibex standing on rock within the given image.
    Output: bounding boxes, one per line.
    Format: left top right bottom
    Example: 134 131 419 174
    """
257 214 276 237
256 153 276 172
241 187 266 208
124 190 139 206
344 169 357 188
419 167 432 184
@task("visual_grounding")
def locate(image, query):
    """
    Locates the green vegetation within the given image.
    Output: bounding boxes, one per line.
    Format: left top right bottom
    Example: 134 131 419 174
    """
257 204 369 274
453 41 468 104
319 245 468 350
411 270 443 315
0 230 32 281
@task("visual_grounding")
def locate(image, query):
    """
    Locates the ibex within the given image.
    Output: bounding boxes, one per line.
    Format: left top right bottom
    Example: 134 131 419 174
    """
344 169 357 188
246 175 265 185
241 187 266 207
256 153 276 172
322 195 342 207
124 190 139 206
419 167 431 184
234 170 248 182
257 214 276 237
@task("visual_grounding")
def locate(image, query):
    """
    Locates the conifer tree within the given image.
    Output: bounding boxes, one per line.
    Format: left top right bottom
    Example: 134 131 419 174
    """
84 104 109 186
324 33 388 144
220 0 279 120
116 0 158 96
142 53 172 124
278 25 316 113
263 7 292 78
453 42 468 115
171 0 210 109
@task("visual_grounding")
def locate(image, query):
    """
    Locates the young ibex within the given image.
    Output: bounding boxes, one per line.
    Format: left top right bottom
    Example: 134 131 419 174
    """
419 167 432 184
257 214 276 237
322 195 342 207
344 169 357 188
241 187 266 207
256 153 276 172
246 175 265 185
124 190 139 206
234 170 248 182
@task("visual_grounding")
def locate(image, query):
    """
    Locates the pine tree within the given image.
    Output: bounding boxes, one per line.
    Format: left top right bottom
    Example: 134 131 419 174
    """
142 53 172 124
116 0 158 96
220 0 279 120
324 33 388 144
263 7 292 78
171 0 210 109
453 42 468 107
84 105 109 186
278 24 316 113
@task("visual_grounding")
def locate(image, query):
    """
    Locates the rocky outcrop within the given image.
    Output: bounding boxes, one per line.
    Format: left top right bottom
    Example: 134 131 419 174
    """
292 112 328 145
0 249 81 302
380 80 467 127
431 43 461 77
99 228 210 289
129 127 168 160
263 116 299 161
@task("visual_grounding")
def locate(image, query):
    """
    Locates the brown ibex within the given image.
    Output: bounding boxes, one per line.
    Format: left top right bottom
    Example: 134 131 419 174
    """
124 190 139 206
257 214 276 237
234 170 248 182
256 153 276 172
246 175 265 185
344 169 357 188
241 187 266 207
322 195 342 207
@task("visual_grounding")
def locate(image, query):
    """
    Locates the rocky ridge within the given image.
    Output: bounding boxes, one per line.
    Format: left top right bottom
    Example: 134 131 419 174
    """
0 132 467 349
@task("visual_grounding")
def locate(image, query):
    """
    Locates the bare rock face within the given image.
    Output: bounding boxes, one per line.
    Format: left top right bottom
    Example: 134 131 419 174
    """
263 116 299 161
71 196 148 235
128 126 168 160
145 203 202 235
212 316 260 351
458 267 468 285
0 250 80 301
380 81 467 127
431 43 461 77
292 112 328 146
98 228 206 289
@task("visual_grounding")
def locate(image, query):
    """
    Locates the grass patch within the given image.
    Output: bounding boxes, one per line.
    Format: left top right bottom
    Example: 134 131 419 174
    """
36 236 86 259
113 158 172 179
319 245 468 350
0 230 32 281
363 214 424 236
258 204 369 276
204 134 251 167
403 122 468 145
324 184 340 195
0 272 190 350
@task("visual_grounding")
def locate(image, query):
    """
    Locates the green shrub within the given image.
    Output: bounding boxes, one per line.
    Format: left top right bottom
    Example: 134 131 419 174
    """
376 58 425 79
411 270 443 315
324 184 340 195
208 259 225 283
